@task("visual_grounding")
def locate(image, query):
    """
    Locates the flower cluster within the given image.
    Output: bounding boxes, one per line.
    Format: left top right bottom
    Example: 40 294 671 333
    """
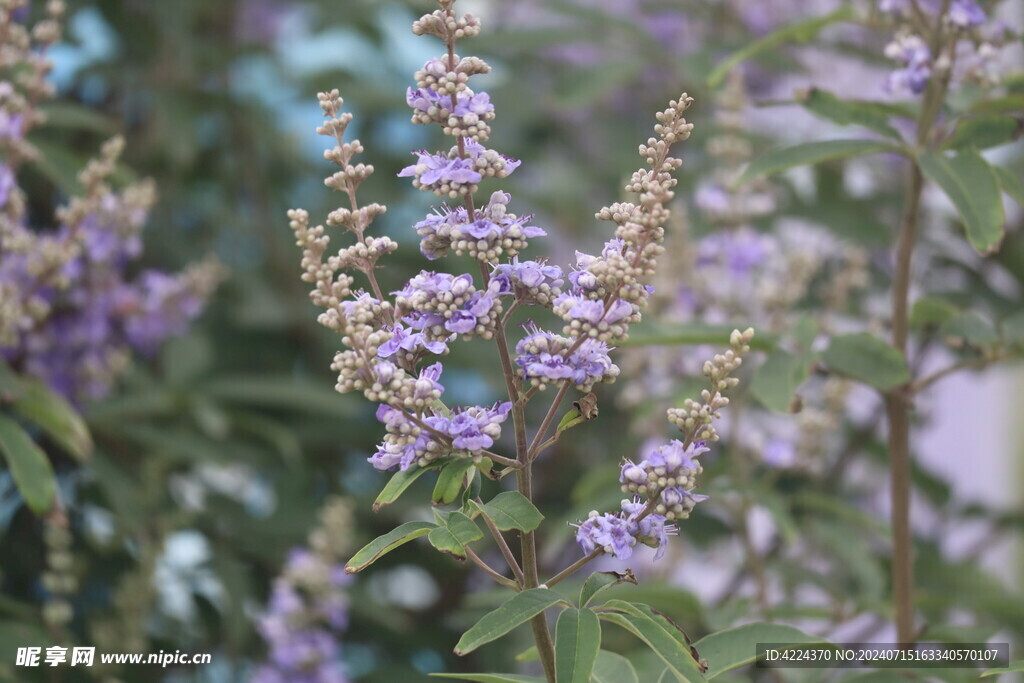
293 0 732 571
491 258 564 306
514 324 618 392
398 140 520 198
574 498 678 561
0 0 219 402
574 328 753 560
413 191 545 261
369 399 512 471
394 270 503 341
254 498 354 683
879 0 1004 95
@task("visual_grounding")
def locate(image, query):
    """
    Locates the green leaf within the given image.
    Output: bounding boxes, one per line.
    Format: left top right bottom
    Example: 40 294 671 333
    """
374 465 433 512
618 323 775 352
707 7 855 88
909 297 960 329
1001 310 1024 348
555 608 602 683
428 511 483 559
476 491 544 532
750 349 811 413
454 588 569 655
797 88 903 139
993 164 1024 206
980 661 1024 678
514 645 539 662
11 380 92 462
821 333 910 391
431 675 545 683
918 148 1005 254
692 623 826 679
739 139 903 184
580 570 637 608
557 408 584 433
940 311 999 348
945 115 1022 150
0 359 23 401
345 521 435 573
40 102 118 133
591 651 639 683
433 458 476 506
597 611 705 682
0 414 57 514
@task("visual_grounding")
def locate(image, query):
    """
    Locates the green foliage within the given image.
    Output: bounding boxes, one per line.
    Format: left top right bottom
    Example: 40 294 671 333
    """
739 140 904 183
579 570 638 608
618 323 775 351
691 623 827 679
473 492 544 532
707 7 856 88
821 333 911 390
0 414 56 514
346 521 436 573
454 589 570 655
428 511 484 559
750 349 812 413
554 607 602 683
917 148 1005 253
590 650 640 683
434 459 477 505
796 88 905 139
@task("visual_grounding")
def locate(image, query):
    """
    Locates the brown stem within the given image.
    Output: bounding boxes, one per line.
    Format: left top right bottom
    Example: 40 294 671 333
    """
476 498 526 586
545 550 602 588
527 381 572 460
465 547 520 590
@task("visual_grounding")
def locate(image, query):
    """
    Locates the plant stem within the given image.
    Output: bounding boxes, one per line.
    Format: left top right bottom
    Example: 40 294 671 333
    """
545 550 602 588
476 498 526 586
478 261 556 680
886 160 922 645
466 547 520 590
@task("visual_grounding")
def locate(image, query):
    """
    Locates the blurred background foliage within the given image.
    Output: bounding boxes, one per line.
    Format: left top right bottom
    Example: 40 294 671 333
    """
0 0 1022 681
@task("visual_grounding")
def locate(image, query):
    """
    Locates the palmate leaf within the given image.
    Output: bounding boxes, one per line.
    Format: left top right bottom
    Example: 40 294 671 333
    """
738 139 904 184
0 414 57 514
454 588 570 656
555 608 601 683
692 623 828 679
918 148 1005 254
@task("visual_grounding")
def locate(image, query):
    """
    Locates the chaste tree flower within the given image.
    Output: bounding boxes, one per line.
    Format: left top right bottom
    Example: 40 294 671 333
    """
289 17 758 681
0 0 221 402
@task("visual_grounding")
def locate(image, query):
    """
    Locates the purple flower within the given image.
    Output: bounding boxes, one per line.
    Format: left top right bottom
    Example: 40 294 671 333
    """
884 34 932 94
378 324 449 358
643 440 707 474
398 150 483 187
949 0 985 27
445 402 511 452
573 513 635 560
0 163 14 209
